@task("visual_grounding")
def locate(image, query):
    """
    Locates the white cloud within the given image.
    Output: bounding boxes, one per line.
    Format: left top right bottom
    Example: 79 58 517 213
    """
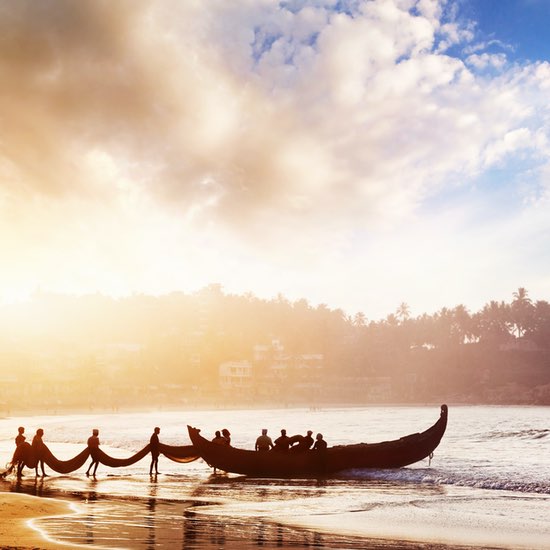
466 52 508 70
2 0 550 314
483 128 533 166
463 39 515 56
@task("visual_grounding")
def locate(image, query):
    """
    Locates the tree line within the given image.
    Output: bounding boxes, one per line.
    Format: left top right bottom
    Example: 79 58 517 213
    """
1 285 549 406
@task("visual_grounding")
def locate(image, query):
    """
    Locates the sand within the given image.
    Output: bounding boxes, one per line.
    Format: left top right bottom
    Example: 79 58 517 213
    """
2 487 549 549
285 496 550 550
0 492 77 549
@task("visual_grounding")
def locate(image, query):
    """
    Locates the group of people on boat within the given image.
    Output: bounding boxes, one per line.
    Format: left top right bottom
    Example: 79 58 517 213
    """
255 428 327 452
209 427 327 453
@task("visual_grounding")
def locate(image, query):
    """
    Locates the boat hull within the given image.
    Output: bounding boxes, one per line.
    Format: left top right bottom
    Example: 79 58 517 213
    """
188 404 448 477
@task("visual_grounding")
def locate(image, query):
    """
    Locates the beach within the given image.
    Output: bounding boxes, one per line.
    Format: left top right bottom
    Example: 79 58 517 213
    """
0 492 76 549
3 485 549 550
1 405 549 549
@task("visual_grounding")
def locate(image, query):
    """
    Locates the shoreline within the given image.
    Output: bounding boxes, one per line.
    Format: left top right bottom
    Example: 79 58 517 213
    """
1 405 548 549
3 402 548 419
0 492 84 549
286 501 550 550
2 484 550 550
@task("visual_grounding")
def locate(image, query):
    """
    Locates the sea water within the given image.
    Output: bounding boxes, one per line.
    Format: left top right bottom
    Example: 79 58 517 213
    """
1 405 549 549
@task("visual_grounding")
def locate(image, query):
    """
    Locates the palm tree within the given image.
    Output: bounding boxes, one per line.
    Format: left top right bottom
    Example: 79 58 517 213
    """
532 300 550 348
353 312 367 327
511 287 534 338
475 300 512 344
385 313 399 327
512 287 531 304
396 302 411 324
452 304 473 344
432 307 453 348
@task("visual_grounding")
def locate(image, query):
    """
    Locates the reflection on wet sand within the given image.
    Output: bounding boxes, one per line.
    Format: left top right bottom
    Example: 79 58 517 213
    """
3 475 473 549
190 473 330 502
146 477 157 550
84 479 98 546
5 478 350 548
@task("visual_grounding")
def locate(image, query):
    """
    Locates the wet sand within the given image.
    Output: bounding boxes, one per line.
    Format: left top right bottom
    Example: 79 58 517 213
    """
287 492 550 550
1 406 548 549
2 488 550 550
0 492 79 550
0 489 463 550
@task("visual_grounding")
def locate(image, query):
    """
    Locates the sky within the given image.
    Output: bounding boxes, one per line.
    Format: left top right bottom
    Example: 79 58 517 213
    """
1 0 550 321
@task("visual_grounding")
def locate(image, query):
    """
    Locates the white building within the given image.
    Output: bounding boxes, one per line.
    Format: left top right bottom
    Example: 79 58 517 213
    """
219 360 253 391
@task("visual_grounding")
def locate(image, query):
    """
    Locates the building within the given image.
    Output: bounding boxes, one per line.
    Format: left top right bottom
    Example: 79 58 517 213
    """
219 360 253 392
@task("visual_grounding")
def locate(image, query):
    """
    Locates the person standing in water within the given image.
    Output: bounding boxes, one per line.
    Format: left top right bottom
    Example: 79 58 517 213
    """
86 429 101 477
15 427 26 477
149 427 161 476
32 428 47 477
313 433 328 474
15 426 25 447
211 431 227 474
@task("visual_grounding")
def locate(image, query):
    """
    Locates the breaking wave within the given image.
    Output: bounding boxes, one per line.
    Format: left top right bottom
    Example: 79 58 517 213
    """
483 428 550 440
341 467 550 495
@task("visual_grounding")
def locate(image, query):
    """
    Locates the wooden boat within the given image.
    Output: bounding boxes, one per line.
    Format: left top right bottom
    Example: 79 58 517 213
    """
187 404 448 477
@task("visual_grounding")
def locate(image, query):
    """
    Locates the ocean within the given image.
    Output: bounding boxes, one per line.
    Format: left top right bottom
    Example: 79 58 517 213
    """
1 405 549 549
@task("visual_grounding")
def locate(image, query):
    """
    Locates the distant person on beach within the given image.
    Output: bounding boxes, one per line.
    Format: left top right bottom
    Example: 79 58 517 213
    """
32 428 47 477
149 427 160 476
15 426 26 477
273 429 291 451
86 429 101 477
255 429 273 452
221 428 231 446
313 433 327 451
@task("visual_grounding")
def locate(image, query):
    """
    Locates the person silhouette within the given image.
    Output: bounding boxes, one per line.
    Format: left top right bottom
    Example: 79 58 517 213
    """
149 427 161 476
32 428 47 477
313 433 327 451
85 429 100 477
274 429 291 451
303 430 314 449
15 427 26 477
313 433 328 474
15 426 25 447
211 430 226 444
211 430 227 474
291 430 314 452
255 429 273 452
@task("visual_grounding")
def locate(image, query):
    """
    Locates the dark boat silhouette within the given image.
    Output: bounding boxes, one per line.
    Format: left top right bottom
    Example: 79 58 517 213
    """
188 404 448 477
